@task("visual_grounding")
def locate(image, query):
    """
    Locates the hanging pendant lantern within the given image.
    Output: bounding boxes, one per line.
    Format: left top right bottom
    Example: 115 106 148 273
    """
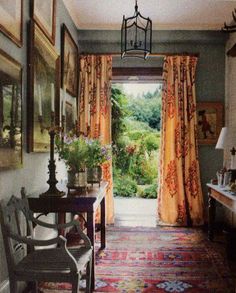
121 0 152 60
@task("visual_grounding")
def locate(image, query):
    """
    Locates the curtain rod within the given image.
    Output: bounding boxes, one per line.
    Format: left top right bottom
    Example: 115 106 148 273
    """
79 52 200 57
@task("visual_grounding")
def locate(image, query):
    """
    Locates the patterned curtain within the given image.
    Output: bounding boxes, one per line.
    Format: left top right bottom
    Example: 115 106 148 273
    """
158 56 204 226
79 55 114 224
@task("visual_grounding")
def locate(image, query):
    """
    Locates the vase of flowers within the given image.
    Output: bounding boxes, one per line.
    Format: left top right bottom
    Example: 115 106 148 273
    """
56 135 89 188
86 139 111 185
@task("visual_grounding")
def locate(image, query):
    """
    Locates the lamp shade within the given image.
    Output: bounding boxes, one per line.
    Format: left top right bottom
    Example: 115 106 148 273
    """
215 127 228 149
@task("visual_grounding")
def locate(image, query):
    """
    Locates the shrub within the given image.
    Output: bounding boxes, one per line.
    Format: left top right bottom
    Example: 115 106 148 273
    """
144 133 160 154
137 183 158 198
113 176 138 197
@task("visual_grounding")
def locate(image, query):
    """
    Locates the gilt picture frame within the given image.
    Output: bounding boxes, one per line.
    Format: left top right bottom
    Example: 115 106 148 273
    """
0 49 22 170
27 21 60 153
0 0 23 47
61 24 78 97
31 0 56 45
196 102 224 145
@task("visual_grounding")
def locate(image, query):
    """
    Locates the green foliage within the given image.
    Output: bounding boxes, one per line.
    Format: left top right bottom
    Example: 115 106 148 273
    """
143 133 160 154
112 84 161 198
113 175 138 197
111 86 129 145
137 183 158 198
56 135 88 171
87 139 111 168
127 88 162 130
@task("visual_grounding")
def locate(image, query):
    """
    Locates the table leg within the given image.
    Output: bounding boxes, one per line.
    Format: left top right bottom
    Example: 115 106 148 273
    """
58 212 66 236
101 197 106 249
208 190 216 241
87 212 95 290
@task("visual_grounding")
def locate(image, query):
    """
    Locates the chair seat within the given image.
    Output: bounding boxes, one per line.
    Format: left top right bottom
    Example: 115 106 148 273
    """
14 247 92 277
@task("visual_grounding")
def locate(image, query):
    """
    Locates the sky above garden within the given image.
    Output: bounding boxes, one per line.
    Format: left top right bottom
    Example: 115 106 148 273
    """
122 83 160 97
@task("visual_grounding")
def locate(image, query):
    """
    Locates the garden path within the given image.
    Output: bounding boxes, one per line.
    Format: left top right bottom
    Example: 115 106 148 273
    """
114 197 157 227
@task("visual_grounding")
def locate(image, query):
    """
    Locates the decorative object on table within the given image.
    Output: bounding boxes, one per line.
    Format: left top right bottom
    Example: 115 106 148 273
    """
40 125 65 198
87 139 111 186
215 126 236 182
61 24 78 97
0 49 22 170
27 21 60 152
0 0 23 47
196 102 223 145
216 168 227 187
31 0 56 45
121 0 152 59
56 134 88 189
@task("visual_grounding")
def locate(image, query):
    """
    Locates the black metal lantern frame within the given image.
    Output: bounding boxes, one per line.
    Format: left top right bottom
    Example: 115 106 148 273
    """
121 0 152 59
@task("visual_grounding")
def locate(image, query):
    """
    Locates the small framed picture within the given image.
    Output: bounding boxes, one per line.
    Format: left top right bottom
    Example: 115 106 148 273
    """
61 90 77 134
196 102 224 145
0 0 23 47
0 49 22 170
61 24 78 97
31 0 56 45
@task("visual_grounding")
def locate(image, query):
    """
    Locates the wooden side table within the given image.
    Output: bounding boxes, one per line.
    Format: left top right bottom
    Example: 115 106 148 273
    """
207 183 236 241
28 181 108 290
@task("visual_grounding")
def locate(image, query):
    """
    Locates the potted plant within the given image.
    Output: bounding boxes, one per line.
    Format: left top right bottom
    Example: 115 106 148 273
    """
86 139 111 185
56 135 89 188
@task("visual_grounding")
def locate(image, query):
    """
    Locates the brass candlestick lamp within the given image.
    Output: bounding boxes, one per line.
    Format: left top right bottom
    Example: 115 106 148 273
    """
40 108 65 197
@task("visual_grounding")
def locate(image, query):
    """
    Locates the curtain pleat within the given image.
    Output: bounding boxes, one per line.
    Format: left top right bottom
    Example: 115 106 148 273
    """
158 56 204 226
79 55 114 224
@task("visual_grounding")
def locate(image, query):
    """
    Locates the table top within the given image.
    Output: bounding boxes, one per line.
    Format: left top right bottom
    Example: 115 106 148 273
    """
207 183 236 201
207 183 236 212
27 181 108 213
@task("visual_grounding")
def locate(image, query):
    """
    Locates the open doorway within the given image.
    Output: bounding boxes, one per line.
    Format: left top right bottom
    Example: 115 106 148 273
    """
111 68 163 227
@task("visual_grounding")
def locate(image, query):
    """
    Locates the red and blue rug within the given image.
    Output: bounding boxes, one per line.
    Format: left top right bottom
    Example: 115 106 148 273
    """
40 226 235 292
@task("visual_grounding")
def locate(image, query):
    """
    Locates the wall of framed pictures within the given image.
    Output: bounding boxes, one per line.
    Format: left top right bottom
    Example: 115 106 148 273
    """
0 1 80 288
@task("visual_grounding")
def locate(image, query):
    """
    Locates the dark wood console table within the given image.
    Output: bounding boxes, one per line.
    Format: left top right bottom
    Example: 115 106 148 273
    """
207 183 236 241
27 181 108 290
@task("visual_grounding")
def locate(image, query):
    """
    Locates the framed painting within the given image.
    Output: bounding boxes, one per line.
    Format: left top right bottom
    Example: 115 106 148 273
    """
61 24 78 97
31 0 56 45
60 90 77 134
27 21 60 153
196 102 224 145
0 0 23 47
0 49 22 170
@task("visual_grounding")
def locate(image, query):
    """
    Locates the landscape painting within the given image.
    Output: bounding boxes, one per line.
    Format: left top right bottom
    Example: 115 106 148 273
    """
0 49 22 169
27 22 59 152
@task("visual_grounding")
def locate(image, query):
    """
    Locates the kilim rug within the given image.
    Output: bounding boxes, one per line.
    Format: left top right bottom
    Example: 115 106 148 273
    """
39 226 235 293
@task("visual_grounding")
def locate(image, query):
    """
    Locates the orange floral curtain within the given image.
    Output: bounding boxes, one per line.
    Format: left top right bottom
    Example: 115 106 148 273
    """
79 55 114 224
158 56 204 226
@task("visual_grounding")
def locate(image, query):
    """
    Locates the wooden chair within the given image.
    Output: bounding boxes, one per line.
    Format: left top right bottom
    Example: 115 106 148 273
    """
0 188 93 293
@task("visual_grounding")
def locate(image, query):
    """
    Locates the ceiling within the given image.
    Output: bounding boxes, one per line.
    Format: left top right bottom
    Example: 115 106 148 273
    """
63 0 236 31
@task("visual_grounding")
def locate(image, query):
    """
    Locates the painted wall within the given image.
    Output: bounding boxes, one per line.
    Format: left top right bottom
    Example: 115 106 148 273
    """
78 29 227 212
0 1 78 292
224 33 236 226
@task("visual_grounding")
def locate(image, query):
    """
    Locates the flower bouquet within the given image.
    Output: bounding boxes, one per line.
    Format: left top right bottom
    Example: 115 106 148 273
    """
56 135 89 187
86 139 111 185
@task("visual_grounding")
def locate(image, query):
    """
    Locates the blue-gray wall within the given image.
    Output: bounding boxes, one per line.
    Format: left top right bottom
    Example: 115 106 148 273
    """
78 29 228 208
0 0 78 290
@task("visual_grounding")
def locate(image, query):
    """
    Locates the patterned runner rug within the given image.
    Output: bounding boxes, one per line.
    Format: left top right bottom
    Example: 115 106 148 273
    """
39 226 235 292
